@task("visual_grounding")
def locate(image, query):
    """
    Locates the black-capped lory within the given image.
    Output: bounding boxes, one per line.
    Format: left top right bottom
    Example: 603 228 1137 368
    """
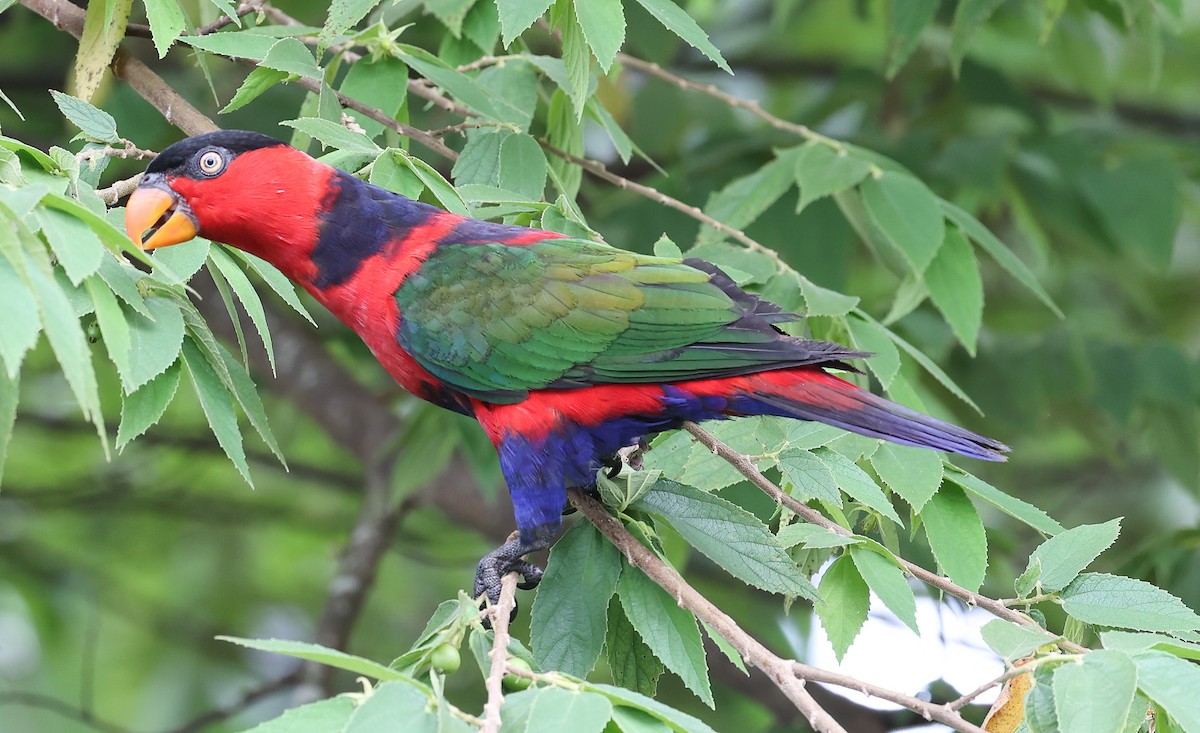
126 131 1008 605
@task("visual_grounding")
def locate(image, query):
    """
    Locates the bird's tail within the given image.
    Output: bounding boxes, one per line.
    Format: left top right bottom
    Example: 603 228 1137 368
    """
744 369 1009 461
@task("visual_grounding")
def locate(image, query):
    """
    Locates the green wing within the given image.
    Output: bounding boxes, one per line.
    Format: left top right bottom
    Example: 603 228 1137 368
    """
395 238 857 403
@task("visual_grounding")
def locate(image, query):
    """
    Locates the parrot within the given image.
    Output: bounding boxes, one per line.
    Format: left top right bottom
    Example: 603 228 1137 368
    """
125 130 1008 606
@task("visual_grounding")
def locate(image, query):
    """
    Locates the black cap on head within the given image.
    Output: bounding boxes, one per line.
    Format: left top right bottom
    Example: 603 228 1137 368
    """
146 130 284 174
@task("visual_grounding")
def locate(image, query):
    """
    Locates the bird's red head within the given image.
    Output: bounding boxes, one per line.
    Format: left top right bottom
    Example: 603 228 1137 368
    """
125 130 334 276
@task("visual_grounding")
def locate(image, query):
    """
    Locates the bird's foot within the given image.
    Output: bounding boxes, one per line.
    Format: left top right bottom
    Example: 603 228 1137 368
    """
474 530 553 627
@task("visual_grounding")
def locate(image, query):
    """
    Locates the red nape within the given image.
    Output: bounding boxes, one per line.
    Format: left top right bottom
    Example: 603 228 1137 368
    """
167 146 333 284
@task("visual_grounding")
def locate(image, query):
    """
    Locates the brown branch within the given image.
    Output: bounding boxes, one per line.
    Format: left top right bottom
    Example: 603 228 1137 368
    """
538 140 790 270
294 462 406 701
568 490 849 733
0 692 133 733
167 671 300 733
570 489 992 733
481 571 519 733
681 422 1088 654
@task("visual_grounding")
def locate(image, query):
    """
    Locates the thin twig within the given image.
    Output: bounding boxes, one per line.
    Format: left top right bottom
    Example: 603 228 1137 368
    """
295 463 406 701
76 141 156 163
538 140 790 269
481 571 519 733
681 422 1089 655
615 53 842 151
168 671 301 733
568 490 849 733
0 692 134 733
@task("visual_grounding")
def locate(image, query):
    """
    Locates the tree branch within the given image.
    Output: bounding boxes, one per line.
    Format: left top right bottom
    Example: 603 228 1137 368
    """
482 570 519 733
681 422 1088 654
0 692 133 733
168 671 300 733
568 490 849 733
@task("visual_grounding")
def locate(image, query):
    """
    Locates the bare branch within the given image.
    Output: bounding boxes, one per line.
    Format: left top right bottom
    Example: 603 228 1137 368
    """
295 462 406 701
168 671 300 733
482 571 519 733
568 490 849 733
0 692 134 733
681 422 1089 654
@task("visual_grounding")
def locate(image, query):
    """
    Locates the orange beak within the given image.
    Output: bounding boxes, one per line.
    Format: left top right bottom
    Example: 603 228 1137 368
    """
125 180 199 250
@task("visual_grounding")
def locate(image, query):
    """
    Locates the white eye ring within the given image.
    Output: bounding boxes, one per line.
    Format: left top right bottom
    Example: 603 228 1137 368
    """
198 150 225 175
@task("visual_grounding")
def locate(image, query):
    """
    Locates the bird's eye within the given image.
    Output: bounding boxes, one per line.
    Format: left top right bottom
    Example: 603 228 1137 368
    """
198 150 225 176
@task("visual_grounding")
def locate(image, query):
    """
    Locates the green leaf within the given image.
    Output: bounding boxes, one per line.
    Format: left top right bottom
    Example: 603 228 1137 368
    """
74 0 134 102
343 680 437 733
116 360 182 449
776 523 860 549
1079 157 1182 271
0 368 18 484
218 636 409 680
96 255 149 317
922 482 987 592
319 0 386 53
180 30 279 59
1025 670 1058 733
371 149 425 199
850 545 918 633
1133 651 1200 732
924 226 983 355
122 295 186 394
778 447 841 504
499 133 548 200
26 251 102 429
950 0 1009 74
222 67 289 114
945 466 1063 535
85 275 130 379
216 345 285 467
143 0 188 57
586 98 634 164
397 152 471 216
574 0 624 72
794 142 871 213
453 129 504 187
1053 650 1138 733
426 0 476 37
618 563 713 708
699 618 746 676
886 0 939 78
815 447 904 524
531 521 621 677
610 707 673 733
499 687 612 733
209 246 276 374
1101 631 1200 661
463 0 501 51
37 206 105 286
230 250 316 326
49 90 119 143
558 0 591 120
339 57 409 138
261 38 323 80
181 340 252 486
855 309 981 412
870 442 943 512
634 479 817 598
940 200 1062 318
816 554 870 661
394 45 518 122
606 599 664 697
239 697 355 733
698 147 803 246
860 172 945 274
281 118 381 155
583 683 718 733
0 252 41 377
1062 574 1200 632
980 619 1059 661
152 238 210 283
630 0 731 73
496 0 554 45
1023 519 1121 595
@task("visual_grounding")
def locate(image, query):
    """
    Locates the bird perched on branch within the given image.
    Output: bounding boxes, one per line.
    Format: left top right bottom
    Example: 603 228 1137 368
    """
126 130 1007 607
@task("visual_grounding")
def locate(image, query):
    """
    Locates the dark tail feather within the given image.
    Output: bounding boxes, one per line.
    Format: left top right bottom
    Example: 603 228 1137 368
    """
753 376 1009 462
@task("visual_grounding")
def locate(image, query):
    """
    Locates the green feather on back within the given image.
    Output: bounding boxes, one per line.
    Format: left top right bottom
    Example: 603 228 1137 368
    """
395 238 853 403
